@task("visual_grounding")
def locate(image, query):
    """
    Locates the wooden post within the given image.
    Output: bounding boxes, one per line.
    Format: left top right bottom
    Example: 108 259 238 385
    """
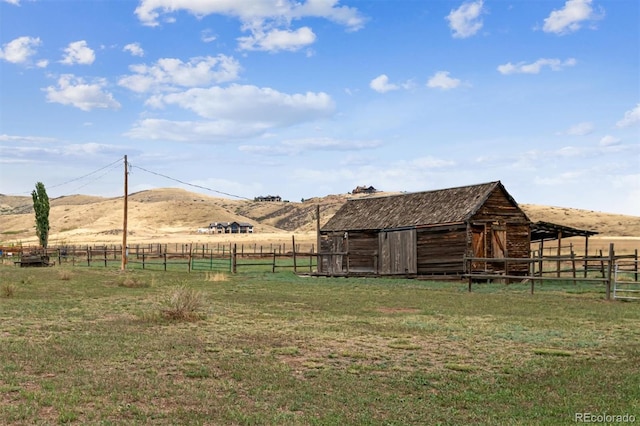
606 243 614 300
121 155 128 271
584 236 589 278
142 252 146 270
538 241 543 277
272 251 276 273
316 205 321 273
87 247 90 267
599 250 605 277
556 230 562 277
571 252 576 285
232 244 237 274
292 235 297 273
104 250 107 268
467 258 472 292
635 249 638 283
188 244 192 273
163 252 167 272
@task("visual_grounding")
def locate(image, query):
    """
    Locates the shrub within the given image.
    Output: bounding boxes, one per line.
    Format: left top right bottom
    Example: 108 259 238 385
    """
58 270 72 281
161 285 206 321
118 275 150 288
1 283 16 298
205 272 228 282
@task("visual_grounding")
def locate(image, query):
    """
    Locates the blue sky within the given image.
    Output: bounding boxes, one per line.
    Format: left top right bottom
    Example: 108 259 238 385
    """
1 0 639 215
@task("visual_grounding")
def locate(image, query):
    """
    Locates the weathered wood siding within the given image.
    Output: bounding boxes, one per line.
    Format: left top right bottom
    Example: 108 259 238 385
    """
467 187 531 275
417 226 467 274
319 233 346 274
379 229 417 274
347 231 378 273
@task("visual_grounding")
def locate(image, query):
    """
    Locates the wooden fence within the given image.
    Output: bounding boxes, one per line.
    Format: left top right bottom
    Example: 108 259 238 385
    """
5 239 317 274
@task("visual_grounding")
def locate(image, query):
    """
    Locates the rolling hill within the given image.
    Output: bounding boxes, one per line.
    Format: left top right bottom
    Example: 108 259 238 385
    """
1 188 639 247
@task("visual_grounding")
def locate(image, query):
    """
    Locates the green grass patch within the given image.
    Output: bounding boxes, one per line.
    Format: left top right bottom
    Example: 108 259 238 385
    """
0 266 638 424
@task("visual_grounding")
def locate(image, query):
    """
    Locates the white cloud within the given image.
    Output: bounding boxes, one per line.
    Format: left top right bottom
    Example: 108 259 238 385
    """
599 135 621 147
118 55 241 93
497 58 576 75
60 40 95 65
0 134 59 144
152 84 335 125
3 0 20 5
370 74 398 93
201 29 217 43
564 121 594 136
240 137 381 156
134 0 364 53
135 0 365 30
127 85 335 142
446 0 485 39
123 42 144 57
0 36 41 64
44 74 121 111
238 26 316 52
426 71 461 90
542 0 604 35
125 118 270 142
616 104 640 128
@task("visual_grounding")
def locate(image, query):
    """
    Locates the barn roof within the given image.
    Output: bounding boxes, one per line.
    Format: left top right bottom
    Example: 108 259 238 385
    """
322 181 519 232
530 221 598 242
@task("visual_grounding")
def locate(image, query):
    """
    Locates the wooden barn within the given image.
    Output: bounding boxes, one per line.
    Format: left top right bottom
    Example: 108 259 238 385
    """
318 181 531 277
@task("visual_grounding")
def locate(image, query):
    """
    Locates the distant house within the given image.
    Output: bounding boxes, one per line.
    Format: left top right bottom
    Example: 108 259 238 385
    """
352 185 378 194
254 195 282 202
319 181 531 276
209 221 254 234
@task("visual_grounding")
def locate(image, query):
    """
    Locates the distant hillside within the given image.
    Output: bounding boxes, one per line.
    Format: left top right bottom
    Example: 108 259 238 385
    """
1 188 639 245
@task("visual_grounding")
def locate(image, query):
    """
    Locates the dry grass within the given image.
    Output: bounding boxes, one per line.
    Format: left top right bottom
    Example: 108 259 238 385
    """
1 282 16 297
205 272 228 282
160 285 206 321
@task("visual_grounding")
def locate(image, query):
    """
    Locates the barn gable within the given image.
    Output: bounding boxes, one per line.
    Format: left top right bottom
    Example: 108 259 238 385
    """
322 181 526 232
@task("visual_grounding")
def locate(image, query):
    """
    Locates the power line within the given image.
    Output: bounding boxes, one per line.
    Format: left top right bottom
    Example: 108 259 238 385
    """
47 157 123 190
130 164 252 200
67 161 122 193
5 157 124 196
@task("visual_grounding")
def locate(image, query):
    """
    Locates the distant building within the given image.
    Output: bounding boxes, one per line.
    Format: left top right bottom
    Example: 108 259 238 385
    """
254 195 282 202
208 222 254 234
352 185 378 194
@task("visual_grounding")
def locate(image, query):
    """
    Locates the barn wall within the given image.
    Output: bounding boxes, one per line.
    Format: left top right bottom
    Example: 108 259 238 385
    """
417 226 467 274
347 231 378 273
472 187 529 223
378 229 417 274
468 187 531 275
319 233 346 274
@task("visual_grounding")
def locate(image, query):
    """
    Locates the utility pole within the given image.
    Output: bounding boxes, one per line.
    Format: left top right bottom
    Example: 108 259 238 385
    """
121 155 128 270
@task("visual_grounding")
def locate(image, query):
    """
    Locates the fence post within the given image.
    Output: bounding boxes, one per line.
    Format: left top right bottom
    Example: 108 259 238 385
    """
188 244 192 273
272 251 276 273
163 252 167 272
635 249 638 283
232 244 237 274
466 257 472 292
292 235 297 273
571 252 576 285
606 243 614 300
87 247 90 267
104 250 107 268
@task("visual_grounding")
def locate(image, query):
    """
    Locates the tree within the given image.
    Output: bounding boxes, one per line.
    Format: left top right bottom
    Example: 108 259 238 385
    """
32 182 50 248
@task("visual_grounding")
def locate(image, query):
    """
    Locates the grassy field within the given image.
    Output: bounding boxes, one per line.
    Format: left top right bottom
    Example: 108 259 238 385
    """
1 266 639 425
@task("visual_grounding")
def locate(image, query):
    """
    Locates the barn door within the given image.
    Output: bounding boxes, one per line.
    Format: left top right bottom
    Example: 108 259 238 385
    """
471 225 486 271
378 229 417 275
491 226 507 258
